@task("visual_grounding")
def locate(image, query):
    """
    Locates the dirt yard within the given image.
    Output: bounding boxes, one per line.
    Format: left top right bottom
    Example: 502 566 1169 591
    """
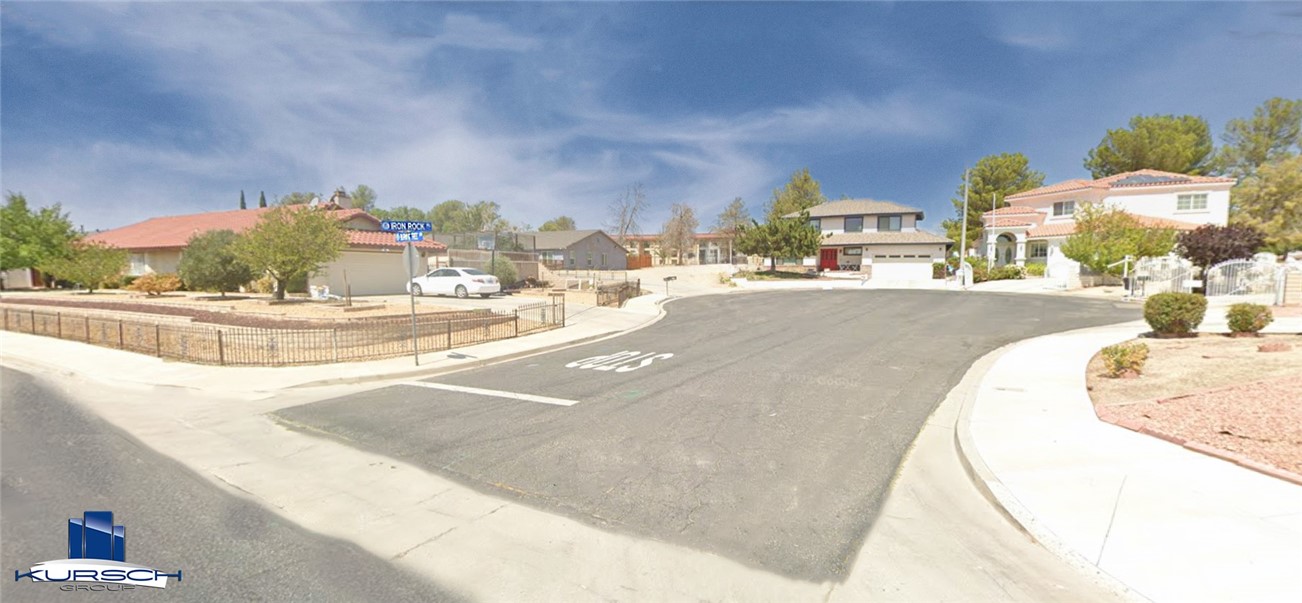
1088 334 1302 475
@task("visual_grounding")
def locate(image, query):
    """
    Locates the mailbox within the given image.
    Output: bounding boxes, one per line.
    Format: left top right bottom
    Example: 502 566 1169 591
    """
663 276 677 282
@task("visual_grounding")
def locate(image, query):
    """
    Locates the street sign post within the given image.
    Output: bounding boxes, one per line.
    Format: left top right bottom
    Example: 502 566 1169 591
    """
404 241 419 366
380 220 433 233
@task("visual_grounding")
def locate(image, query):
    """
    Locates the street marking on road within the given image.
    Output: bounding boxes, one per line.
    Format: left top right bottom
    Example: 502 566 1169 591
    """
399 382 578 407
564 351 674 373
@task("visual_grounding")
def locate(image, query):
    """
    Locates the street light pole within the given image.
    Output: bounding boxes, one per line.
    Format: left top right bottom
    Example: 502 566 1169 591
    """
959 168 970 288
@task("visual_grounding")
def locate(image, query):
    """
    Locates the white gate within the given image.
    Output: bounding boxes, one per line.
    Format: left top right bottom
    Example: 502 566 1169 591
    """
1204 259 1278 297
1131 256 1192 297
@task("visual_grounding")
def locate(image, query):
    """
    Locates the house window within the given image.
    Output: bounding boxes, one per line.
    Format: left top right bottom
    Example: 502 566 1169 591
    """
1052 201 1076 217
877 215 902 231
845 217 863 233
843 247 863 256
1177 193 1208 211
586 251 593 267
601 253 607 267
809 218 821 230
1028 241 1048 259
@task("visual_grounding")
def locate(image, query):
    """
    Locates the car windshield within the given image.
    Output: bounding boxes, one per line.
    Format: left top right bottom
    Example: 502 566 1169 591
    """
461 269 488 276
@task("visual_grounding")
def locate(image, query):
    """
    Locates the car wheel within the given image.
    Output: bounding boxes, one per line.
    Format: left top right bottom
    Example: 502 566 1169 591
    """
411 284 422 296
480 293 491 298
455 285 468 298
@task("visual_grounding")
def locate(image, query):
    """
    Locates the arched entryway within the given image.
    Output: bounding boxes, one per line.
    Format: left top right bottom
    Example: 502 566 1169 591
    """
995 233 1016 267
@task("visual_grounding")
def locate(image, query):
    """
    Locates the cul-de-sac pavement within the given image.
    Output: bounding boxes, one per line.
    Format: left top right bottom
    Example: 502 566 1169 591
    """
3 287 1198 602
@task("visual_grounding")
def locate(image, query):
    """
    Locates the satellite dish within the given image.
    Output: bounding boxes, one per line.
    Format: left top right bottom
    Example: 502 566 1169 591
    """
309 197 321 207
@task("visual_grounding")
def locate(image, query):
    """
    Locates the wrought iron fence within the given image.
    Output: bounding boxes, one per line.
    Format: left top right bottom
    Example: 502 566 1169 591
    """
1204 259 1279 297
596 280 641 307
1 299 564 367
1131 256 1193 297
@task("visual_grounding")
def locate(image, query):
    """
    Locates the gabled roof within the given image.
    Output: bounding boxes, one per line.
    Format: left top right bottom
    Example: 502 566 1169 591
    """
1008 169 1235 200
822 231 952 246
1025 213 1202 239
785 199 925 220
84 206 445 250
522 229 625 251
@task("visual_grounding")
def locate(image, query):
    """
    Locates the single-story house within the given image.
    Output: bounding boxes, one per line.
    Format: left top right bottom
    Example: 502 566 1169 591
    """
786 199 953 280
524 229 629 270
622 232 739 266
978 169 1233 269
85 205 446 295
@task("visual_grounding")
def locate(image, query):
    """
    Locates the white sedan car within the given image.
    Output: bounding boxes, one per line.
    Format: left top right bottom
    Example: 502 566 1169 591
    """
407 267 501 298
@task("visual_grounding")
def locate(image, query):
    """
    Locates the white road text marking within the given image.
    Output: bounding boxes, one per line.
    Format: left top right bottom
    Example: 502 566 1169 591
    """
564 351 674 373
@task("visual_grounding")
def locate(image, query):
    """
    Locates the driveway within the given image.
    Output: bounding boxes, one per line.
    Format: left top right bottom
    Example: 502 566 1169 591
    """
276 290 1138 581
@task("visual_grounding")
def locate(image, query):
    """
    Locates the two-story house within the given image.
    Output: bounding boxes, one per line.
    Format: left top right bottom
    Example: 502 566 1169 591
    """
785 199 952 280
979 169 1234 268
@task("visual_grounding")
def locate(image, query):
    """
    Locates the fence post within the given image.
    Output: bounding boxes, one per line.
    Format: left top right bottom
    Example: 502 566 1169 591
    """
560 296 566 327
155 324 162 357
514 309 519 337
332 328 339 363
217 330 225 366
30 309 36 334
445 320 452 350
118 320 124 349
56 312 63 338
85 316 91 342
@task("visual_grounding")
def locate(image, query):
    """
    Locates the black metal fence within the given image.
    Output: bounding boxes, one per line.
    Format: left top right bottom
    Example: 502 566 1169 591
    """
1 299 564 367
596 280 641 307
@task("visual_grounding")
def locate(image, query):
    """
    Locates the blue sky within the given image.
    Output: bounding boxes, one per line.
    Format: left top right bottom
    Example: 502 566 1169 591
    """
3 2 1300 234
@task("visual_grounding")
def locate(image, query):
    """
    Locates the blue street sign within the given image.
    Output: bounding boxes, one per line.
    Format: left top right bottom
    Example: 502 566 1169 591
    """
395 231 424 243
379 220 433 233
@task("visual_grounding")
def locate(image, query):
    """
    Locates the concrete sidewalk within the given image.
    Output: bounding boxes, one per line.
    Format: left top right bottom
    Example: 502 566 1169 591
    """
957 322 1302 603
0 303 662 393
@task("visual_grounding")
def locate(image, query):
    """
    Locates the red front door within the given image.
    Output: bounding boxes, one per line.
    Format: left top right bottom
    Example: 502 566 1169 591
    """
819 248 838 271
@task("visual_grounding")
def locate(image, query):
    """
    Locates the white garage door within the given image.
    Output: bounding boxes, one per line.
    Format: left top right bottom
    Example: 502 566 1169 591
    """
869 255 934 281
317 251 418 296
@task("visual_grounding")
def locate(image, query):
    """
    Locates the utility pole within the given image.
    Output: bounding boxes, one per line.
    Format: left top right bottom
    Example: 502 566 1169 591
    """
959 168 970 288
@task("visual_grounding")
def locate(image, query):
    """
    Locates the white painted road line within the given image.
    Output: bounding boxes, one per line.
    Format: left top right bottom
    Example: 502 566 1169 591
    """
399 382 578 407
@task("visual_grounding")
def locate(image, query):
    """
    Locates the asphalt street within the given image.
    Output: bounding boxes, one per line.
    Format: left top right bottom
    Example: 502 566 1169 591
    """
0 367 466 603
277 290 1139 581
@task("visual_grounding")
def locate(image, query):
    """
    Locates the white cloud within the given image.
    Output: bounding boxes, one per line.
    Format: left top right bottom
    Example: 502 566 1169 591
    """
2 3 968 232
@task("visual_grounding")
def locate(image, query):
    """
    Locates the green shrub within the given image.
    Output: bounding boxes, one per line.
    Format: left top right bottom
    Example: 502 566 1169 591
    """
932 262 946 279
1143 292 1207 336
1101 341 1149 377
989 265 1026 281
485 256 518 287
1226 303 1273 335
1025 263 1046 277
249 274 276 294
126 273 183 296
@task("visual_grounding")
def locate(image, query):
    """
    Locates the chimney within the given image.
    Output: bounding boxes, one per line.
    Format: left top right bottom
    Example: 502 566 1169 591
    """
328 187 352 209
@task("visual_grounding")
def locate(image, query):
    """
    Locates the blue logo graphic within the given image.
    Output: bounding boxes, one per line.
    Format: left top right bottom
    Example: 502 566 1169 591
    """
69 511 126 562
14 511 182 590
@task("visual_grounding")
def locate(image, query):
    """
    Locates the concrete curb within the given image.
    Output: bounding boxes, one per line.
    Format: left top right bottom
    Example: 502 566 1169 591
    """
951 328 1152 603
1098 414 1302 487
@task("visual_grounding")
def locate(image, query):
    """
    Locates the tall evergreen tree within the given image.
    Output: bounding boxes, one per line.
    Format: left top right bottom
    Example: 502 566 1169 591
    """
1215 97 1302 178
1084 114 1214 177
239 190 247 210
940 153 1045 252
766 168 826 221
258 191 268 208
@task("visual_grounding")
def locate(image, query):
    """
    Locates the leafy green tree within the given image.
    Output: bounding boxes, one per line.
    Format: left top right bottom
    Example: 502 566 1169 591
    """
178 230 256 297
539 216 577 231
349 185 378 213
736 211 823 271
277 191 319 206
1084 114 1214 177
258 191 268 208
430 200 510 233
766 168 826 221
940 153 1045 252
233 206 348 300
1177 224 1266 273
714 197 750 262
1060 204 1177 276
1230 155 1302 253
485 255 518 286
239 190 247 210
1215 97 1302 178
372 206 429 221
39 241 128 293
0 193 78 285
658 203 699 264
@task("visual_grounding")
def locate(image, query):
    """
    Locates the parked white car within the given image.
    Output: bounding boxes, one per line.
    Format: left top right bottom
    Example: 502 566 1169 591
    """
407 267 501 298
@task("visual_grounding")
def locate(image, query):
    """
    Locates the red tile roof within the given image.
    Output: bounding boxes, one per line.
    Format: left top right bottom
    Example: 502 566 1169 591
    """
1008 169 1235 200
983 205 1040 216
85 207 445 251
1026 214 1202 239
345 229 445 250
